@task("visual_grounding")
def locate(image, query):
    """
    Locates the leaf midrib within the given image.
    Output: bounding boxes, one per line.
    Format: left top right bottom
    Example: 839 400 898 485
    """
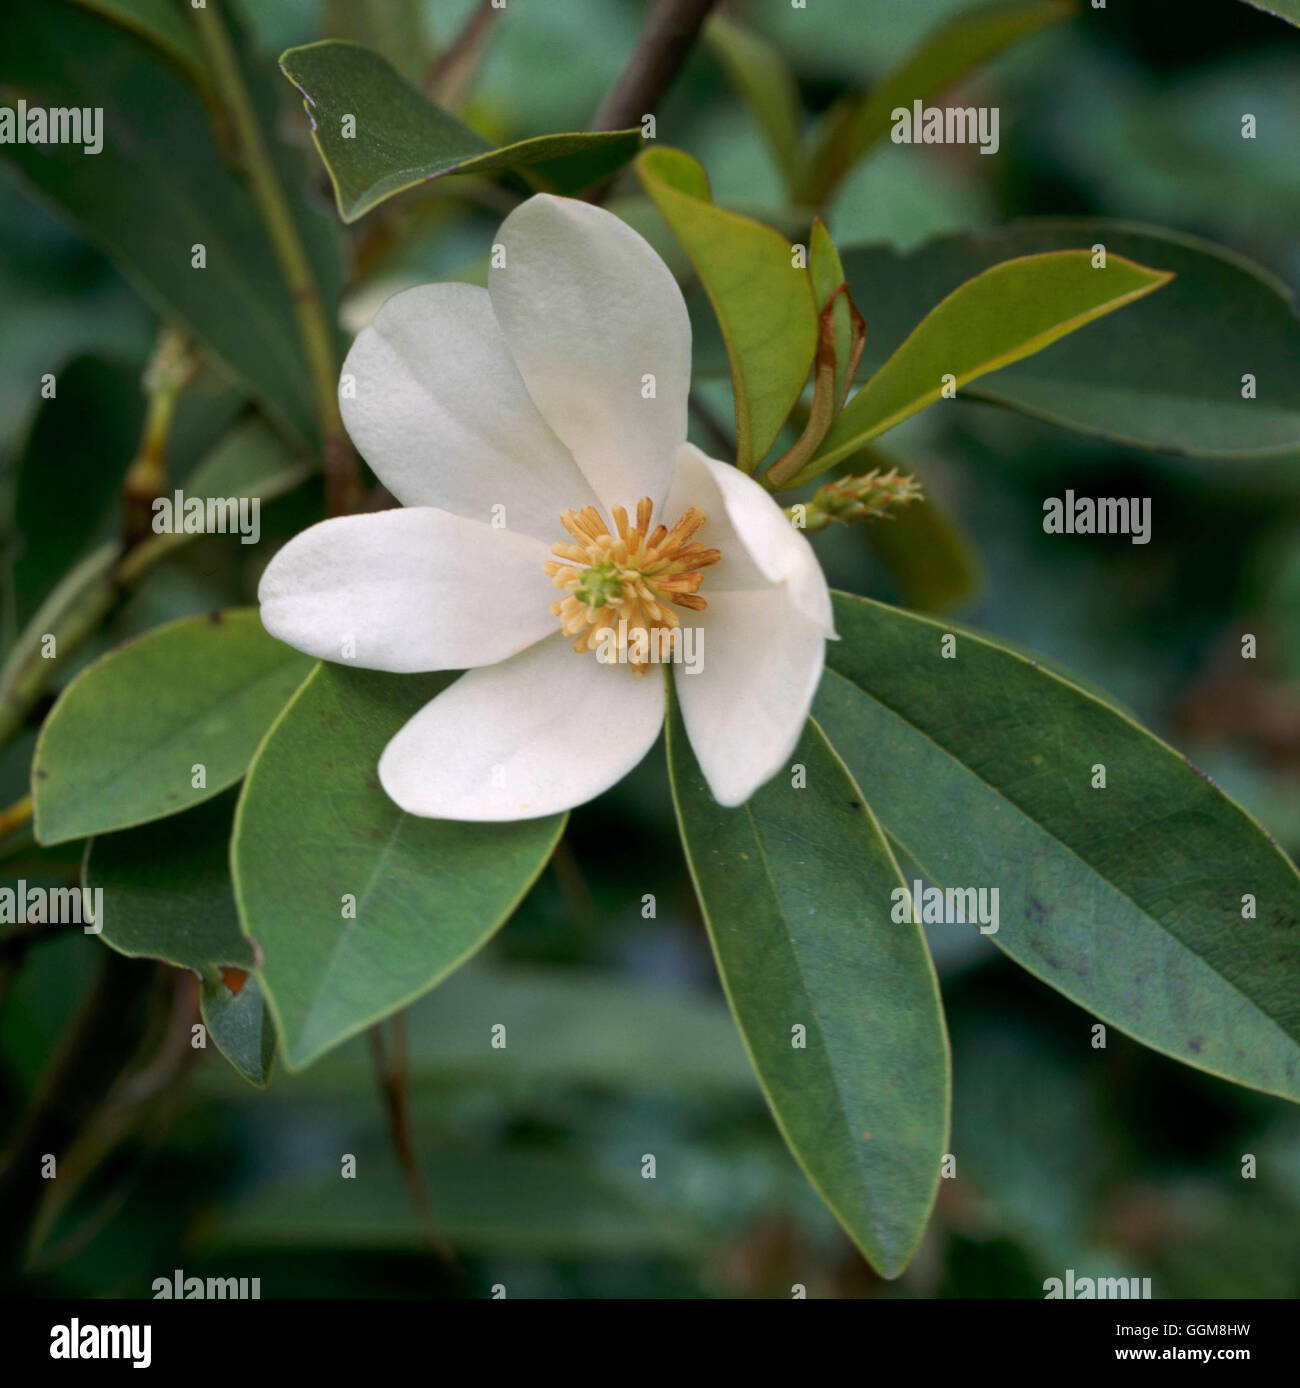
820 663 1300 1046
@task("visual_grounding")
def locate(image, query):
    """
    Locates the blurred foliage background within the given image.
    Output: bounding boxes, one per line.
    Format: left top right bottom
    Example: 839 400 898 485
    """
2 0 1299 1298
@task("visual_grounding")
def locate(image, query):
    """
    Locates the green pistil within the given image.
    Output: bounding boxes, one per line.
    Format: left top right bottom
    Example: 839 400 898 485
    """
574 560 624 609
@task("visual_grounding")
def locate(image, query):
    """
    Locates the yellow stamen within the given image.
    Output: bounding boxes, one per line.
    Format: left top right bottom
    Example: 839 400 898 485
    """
546 496 720 674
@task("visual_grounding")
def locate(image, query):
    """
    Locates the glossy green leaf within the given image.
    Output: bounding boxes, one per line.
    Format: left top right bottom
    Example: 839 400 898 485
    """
34 609 314 845
231 663 566 1070
800 0 1074 205
201 972 277 1088
84 791 253 969
279 40 642 222
636 147 818 471
841 222 1300 457
799 249 1171 483
816 591 1300 1102
667 698 950 1277
2 1 344 446
704 15 804 192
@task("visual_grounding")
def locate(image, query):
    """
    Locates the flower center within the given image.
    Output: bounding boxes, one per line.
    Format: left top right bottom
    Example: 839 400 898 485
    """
544 497 721 673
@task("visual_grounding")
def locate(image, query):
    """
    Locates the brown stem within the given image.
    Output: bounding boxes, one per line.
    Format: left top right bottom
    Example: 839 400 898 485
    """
368 1015 458 1270
424 0 501 109
589 0 722 133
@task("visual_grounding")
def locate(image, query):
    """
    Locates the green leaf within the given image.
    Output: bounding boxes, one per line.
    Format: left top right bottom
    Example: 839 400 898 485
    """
2 0 344 446
34 609 314 845
800 0 1074 206
1239 0 1300 24
245 961 756 1098
841 221 1300 457
84 790 278 1084
5 359 255 640
200 971 277 1088
231 663 566 1070
704 15 804 193
860 470 980 611
809 219 861 412
0 418 307 744
127 416 314 574
798 249 1171 484
322 0 434 87
203 1149 704 1258
636 147 818 471
278 40 642 222
816 591 1300 1102
67 0 208 88
7 356 144 630
84 790 253 970
667 697 950 1277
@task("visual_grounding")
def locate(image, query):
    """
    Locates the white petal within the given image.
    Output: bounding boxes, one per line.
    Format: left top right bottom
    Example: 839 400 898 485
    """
379 635 665 820
489 194 690 517
258 508 554 673
676 589 826 807
665 443 836 634
338 282 598 542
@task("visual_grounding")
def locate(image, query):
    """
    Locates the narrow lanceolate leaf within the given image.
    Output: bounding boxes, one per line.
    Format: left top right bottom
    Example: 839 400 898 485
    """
842 222 1300 457
3 1 343 447
816 591 1300 1102
704 15 804 193
34 610 314 845
667 696 950 1277
200 972 277 1087
232 664 566 1070
636 147 819 472
800 0 1074 206
797 250 1171 484
279 41 642 222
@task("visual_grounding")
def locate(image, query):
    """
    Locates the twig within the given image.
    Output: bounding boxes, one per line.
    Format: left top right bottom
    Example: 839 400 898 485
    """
589 0 722 132
0 794 33 841
425 0 501 109
367 1015 458 1270
121 327 199 546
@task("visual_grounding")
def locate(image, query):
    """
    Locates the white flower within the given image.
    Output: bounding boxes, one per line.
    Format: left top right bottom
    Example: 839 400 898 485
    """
258 194 834 821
